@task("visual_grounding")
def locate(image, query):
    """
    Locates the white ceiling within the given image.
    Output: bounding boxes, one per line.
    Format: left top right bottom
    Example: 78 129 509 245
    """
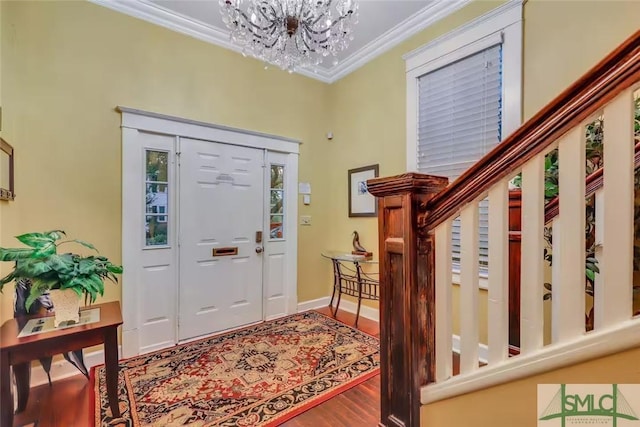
91 0 471 82
150 0 432 64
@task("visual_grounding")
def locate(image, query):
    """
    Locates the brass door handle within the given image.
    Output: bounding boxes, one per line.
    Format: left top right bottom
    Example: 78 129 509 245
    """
255 247 264 254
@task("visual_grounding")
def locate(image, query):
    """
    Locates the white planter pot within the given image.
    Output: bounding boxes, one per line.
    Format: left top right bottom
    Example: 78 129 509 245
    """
49 289 81 327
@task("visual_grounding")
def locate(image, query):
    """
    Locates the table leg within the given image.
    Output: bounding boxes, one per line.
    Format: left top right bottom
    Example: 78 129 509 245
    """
355 263 363 327
329 282 337 310
13 362 30 412
1 350 13 427
332 260 344 317
333 287 343 317
104 328 121 419
329 260 339 310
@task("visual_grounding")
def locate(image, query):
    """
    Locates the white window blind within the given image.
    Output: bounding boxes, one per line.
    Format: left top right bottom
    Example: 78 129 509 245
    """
417 44 503 273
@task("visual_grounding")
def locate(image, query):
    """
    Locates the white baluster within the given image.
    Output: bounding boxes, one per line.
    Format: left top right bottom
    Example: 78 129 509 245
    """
460 202 479 373
550 215 560 341
598 88 635 327
554 126 586 342
520 153 545 353
593 188 604 328
488 180 509 363
435 220 453 382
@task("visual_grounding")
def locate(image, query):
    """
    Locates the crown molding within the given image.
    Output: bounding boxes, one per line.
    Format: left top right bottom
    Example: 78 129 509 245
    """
89 0 233 50
89 0 477 84
403 0 524 63
89 0 333 82
326 0 472 83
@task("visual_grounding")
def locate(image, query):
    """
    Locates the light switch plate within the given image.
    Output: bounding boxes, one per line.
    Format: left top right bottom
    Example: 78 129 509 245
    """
303 194 311 205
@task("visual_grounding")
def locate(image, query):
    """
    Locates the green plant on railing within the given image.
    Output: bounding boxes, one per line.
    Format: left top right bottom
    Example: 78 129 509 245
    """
511 149 560 199
0 230 123 310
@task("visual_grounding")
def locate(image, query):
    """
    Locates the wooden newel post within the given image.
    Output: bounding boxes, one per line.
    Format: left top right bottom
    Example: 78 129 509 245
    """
367 173 448 427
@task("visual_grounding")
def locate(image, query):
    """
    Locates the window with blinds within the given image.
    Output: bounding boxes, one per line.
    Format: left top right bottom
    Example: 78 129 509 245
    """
416 43 503 274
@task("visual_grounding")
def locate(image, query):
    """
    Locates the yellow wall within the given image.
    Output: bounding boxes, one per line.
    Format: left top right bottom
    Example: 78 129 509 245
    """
421 346 640 427
1 0 639 327
0 0 331 322
451 285 490 344
0 0 506 321
325 0 503 257
324 0 640 327
523 0 640 120
324 1 504 310
0 0 3 239
0 1 5 318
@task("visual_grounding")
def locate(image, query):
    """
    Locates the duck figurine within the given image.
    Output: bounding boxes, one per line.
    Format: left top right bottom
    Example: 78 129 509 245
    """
352 231 372 257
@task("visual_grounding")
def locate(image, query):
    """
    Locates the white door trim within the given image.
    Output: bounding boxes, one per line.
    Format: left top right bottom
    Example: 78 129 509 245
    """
120 107 299 358
117 107 301 154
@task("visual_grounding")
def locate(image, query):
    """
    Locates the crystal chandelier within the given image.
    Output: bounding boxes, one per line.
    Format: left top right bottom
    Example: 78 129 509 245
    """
220 0 359 72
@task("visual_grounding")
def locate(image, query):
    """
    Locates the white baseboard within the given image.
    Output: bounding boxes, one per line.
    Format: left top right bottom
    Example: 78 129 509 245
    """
122 328 139 359
297 296 331 312
332 298 380 322
28 346 120 387
298 295 380 323
452 335 489 364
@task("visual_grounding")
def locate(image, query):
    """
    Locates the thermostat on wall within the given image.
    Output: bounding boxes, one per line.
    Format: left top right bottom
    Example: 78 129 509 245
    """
298 182 311 194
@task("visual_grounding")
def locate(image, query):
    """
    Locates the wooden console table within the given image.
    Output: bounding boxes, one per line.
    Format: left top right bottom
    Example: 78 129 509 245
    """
0 301 123 427
322 251 379 326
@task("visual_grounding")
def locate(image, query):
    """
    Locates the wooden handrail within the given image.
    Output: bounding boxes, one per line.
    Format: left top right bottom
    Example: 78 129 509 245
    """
426 30 640 230
544 140 640 223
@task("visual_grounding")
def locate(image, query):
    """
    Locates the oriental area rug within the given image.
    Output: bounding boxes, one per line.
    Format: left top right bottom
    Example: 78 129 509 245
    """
91 311 379 426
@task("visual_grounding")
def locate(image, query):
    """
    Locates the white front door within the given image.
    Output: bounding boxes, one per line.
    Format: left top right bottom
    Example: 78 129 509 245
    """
178 138 264 341
121 109 300 358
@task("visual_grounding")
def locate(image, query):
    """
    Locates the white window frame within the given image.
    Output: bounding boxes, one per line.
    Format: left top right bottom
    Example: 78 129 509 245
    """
269 163 286 242
406 0 522 170
144 151 171 240
158 205 167 223
404 0 523 289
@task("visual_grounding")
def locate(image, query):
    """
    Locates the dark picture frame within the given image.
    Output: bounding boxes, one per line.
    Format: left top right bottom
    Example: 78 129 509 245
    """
0 138 15 201
348 164 379 217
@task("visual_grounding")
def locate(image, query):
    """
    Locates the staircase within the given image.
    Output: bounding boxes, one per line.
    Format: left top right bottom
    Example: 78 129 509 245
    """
367 30 640 427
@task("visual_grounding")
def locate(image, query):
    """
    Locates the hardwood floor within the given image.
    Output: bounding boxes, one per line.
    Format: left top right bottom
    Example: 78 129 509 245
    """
12 307 381 427
12 307 464 427
13 375 91 427
282 307 381 427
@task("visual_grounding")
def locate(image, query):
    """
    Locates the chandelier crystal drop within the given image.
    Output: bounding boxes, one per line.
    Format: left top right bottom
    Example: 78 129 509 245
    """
220 0 359 72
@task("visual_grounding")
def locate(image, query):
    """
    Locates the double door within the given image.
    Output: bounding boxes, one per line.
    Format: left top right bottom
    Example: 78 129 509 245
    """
130 131 294 355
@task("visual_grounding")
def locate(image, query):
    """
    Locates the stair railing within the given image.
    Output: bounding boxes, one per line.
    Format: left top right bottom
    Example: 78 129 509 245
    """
368 30 640 427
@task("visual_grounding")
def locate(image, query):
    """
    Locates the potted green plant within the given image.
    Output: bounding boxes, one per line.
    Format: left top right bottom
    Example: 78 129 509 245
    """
0 230 122 326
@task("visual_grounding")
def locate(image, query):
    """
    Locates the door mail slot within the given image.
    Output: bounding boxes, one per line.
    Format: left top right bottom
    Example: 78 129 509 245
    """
212 247 238 257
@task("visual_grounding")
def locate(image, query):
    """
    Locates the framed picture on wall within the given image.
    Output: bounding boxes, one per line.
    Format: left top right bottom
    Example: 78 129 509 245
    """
0 138 15 201
348 164 379 217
